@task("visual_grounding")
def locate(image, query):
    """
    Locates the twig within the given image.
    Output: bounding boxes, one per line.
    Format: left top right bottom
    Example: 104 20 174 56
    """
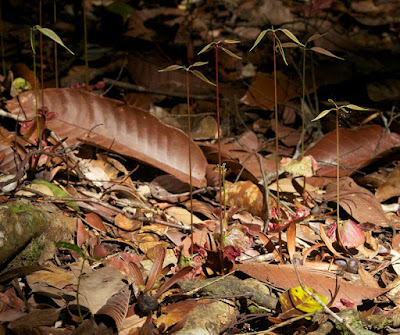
292 257 361 335
102 78 214 100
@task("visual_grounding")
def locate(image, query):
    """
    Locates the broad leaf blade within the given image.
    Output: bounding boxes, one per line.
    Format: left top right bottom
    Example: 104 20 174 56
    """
279 29 304 46
310 47 344 60
158 64 183 72
34 25 74 55
190 69 216 86
220 47 242 60
56 241 84 257
250 30 268 51
311 109 333 121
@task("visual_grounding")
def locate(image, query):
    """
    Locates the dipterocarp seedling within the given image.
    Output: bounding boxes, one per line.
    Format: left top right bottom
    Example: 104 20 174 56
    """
197 40 242 271
159 62 215 256
312 99 368 245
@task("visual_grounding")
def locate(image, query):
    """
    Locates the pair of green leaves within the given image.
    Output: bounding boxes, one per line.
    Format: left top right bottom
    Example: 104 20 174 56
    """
312 99 368 122
158 61 215 86
30 25 74 55
198 39 242 60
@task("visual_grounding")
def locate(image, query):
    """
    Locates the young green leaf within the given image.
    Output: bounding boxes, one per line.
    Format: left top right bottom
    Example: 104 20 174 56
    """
224 39 241 44
158 64 184 72
33 25 74 55
276 39 288 65
306 33 326 44
310 47 344 60
190 70 216 86
220 47 242 60
191 61 208 67
279 29 304 46
56 241 84 257
250 29 269 51
311 109 333 121
198 42 214 55
344 104 369 111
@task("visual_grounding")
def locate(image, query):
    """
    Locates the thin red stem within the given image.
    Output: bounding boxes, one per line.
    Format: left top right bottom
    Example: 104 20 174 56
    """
187 70 194 256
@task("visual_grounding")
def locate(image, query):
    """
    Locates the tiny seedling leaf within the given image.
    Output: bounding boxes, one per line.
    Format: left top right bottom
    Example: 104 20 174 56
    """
34 25 74 55
281 42 299 48
224 39 241 44
56 241 84 257
250 29 269 51
198 42 214 55
310 47 344 60
190 69 216 86
279 29 304 46
306 33 326 44
221 47 242 59
158 64 183 72
276 39 288 65
311 109 333 121
344 104 369 111
191 61 208 67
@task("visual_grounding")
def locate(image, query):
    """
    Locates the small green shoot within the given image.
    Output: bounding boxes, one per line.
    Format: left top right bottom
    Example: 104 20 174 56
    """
312 100 368 225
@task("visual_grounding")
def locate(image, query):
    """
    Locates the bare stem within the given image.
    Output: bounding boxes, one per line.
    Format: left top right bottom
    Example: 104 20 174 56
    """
336 109 340 224
82 0 89 89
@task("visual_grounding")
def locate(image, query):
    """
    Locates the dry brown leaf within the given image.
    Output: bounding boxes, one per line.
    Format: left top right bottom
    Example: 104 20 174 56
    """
305 125 400 182
325 177 390 227
235 263 387 307
84 212 107 232
7 88 207 187
375 164 400 202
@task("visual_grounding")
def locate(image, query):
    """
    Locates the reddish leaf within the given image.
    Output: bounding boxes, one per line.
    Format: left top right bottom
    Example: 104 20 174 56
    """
84 212 107 232
306 125 400 182
7 88 207 187
145 245 166 293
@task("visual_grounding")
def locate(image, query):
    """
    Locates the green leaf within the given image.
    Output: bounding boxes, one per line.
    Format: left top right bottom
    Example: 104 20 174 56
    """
344 104 369 111
310 47 344 60
30 28 36 54
190 70 216 86
158 64 183 72
276 39 288 65
250 29 269 51
32 179 80 211
106 1 134 24
33 25 74 55
311 109 333 121
220 47 242 59
306 33 326 44
280 42 299 48
279 29 304 46
224 39 241 44
198 42 214 55
191 61 208 67
56 241 84 257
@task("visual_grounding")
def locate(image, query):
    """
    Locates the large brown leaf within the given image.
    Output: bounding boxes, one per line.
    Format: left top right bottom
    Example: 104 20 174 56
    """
7 88 207 187
305 125 400 179
235 263 387 307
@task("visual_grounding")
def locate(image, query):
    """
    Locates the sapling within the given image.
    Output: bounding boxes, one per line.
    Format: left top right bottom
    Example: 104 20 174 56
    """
158 62 215 255
311 99 368 241
30 25 74 146
197 40 242 266
250 28 302 245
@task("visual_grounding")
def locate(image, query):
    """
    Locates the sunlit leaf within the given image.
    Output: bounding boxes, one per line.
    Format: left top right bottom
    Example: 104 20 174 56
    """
220 47 242 60
306 33 326 44
344 104 369 111
56 241 84 257
33 25 74 55
224 39 241 44
198 42 214 55
311 109 333 121
310 47 344 60
32 179 80 211
250 29 269 51
191 61 208 67
289 286 327 313
158 64 184 72
190 69 216 86
279 29 304 46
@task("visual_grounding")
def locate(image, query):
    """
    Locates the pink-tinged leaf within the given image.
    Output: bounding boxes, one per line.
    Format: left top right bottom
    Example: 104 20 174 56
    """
310 47 344 60
144 245 166 293
96 284 131 330
76 218 89 247
338 219 365 249
306 34 326 44
128 262 145 288
287 222 296 261
84 212 107 232
7 88 207 187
